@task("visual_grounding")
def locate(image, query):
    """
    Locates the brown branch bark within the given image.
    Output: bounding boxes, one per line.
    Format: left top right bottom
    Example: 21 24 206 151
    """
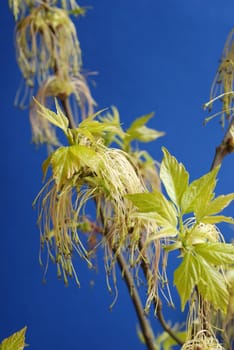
115 251 156 350
139 241 183 346
210 116 234 170
60 97 76 129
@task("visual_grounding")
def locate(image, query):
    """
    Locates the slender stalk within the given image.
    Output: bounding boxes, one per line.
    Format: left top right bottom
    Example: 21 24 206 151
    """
210 115 234 169
60 97 77 129
139 241 183 346
115 251 156 350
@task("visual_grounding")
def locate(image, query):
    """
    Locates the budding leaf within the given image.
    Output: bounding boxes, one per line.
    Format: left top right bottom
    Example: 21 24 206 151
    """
127 191 177 227
205 193 234 216
34 98 69 133
197 256 229 312
124 113 164 146
174 252 199 311
200 215 234 224
160 147 189 208
181 166 219 217
1 327 27 350
51 145 98 188
194 242 234 265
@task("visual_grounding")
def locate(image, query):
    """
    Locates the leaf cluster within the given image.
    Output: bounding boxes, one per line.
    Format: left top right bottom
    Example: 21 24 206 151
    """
128 148 234 313
34 102 161 289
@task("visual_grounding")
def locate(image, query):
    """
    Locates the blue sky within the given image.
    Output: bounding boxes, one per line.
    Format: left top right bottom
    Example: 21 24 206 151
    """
1 1 234 350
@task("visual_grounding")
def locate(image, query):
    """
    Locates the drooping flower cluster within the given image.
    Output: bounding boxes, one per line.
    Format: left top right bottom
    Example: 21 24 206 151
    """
10 0 95 145
34 103 160 298
205 29 234 126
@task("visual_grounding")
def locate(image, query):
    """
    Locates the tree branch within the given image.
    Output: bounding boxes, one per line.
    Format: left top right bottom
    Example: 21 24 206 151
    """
210 116 234 170
115 251 156 350
139 241 183 346
60 97 77 129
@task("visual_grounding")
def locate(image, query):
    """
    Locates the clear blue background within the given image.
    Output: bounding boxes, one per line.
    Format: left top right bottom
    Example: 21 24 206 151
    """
1 1 234 349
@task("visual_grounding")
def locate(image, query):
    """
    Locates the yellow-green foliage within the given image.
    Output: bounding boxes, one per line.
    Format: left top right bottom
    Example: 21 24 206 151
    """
34 102 160 298
128 148 234 330
0 327 27 350
30 74 96 145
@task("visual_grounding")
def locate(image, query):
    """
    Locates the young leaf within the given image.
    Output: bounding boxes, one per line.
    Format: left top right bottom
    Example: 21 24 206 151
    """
78 113 124 144
34 98 69 133
69 144 99 171
68 7 87 17
1 327 27 350
147 225 178 241
201 215 234 224
174 252 199 311
154 330 186 350
124 113 164 145
130 212 178 237
51 145 98 188
160 147 189 208
42 154 52 181
127 191 177 227
194 242 234 265
204 193 234 216
181 166 219 216
51 146 80 188
197 256 229 312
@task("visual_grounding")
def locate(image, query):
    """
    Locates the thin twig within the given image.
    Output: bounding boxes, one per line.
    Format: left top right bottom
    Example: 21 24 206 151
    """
115 251 156 350
60 97 77 129
210 115 234 170
139 241 183 346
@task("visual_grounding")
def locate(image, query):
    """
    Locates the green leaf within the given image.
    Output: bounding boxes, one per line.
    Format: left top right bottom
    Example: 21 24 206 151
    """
194 242 234 265
124 113 164 145
34 98 69 133
131 211 179 241
54 99 70 130
175 250 229 312
205 193 234 216
160 147 189 208
127 191 177 227
42 154 52 181
1 327 27 350
197 256 229 312
51 145 98 188
68 7 87 16
201 215 234 224
9 0 20 20
174 252 199 311
40 99 69 132
79 110 124 144
69 145 99 170
181 166 220 217
51 147 79 188
154 330 187 350
147 224 178 241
